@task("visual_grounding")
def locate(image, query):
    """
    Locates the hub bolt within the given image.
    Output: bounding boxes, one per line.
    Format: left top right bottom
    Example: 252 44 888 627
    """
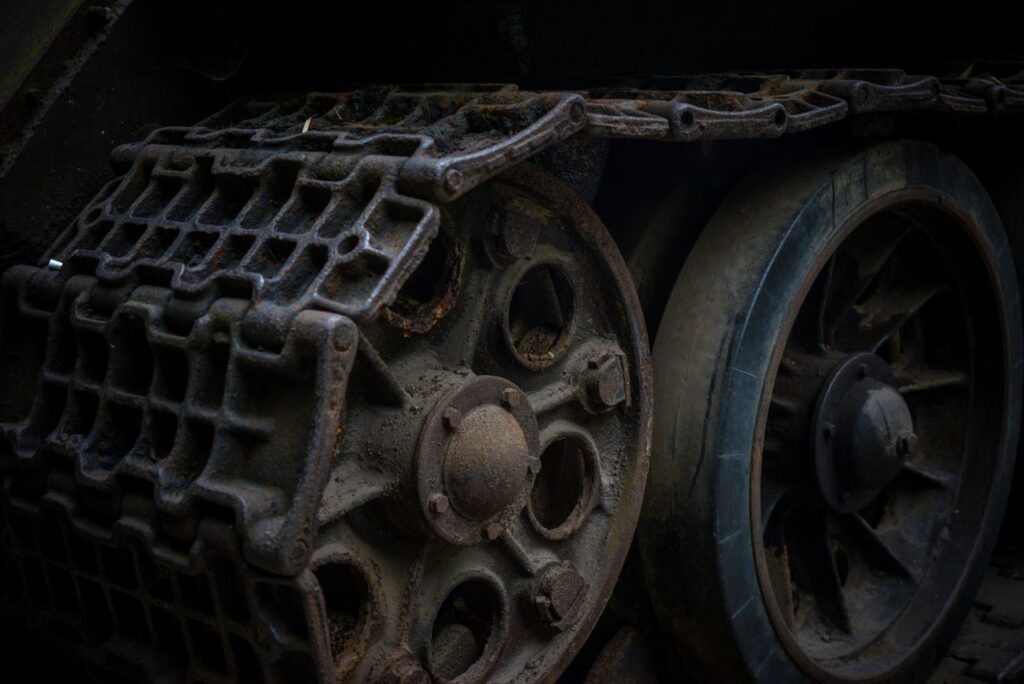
586 354 627 409
442 407 462 430
429 493 450 514
533 561 588 630
501 387 522 409
896 429 918 456
483 522 503 541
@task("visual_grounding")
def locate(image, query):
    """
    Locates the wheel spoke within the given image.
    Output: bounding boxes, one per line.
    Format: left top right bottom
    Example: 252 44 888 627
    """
496 519 555 577
840 282 945 352
820 222 911 346
434 264 500 368
768 394 802 417
897 367 968 394
840 513 920 581
317 462 395 526
527 380 578 415
784 506 851 633
761 473 803 538
897 460 952 490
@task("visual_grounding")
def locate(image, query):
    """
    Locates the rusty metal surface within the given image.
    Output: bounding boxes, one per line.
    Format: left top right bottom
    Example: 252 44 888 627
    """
583 67 1024 142
1 151 651 681
1 266 356 577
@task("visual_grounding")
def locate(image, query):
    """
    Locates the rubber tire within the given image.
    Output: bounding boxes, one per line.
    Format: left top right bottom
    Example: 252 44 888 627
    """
639 141 1022 682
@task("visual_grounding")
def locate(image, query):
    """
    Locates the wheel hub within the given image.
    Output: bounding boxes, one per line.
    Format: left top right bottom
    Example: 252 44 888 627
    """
444 403 531 520
813 352 917 513
417 376 540 545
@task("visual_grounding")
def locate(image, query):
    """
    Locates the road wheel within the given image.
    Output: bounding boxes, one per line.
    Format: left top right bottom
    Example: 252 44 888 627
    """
640 141 1022 682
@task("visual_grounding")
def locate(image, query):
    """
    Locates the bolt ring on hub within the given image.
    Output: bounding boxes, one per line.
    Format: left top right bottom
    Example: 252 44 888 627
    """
812 352 916 514
416 376 540 546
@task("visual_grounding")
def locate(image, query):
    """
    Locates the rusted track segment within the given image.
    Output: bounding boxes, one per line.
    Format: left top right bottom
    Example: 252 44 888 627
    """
584 68 1024 140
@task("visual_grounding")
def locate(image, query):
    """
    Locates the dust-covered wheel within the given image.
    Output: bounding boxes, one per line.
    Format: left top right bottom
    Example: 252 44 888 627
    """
640 142 1021 682
328 163 651 683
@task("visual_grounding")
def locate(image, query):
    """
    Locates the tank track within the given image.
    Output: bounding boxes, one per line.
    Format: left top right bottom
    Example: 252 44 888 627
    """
1 65 1023 682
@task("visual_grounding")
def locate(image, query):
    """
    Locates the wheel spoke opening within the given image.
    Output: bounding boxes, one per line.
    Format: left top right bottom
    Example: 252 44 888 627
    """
428 579 502 682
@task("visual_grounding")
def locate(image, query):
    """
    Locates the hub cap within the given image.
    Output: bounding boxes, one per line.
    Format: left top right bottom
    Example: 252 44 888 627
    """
417 376 539 545
813 352 917 513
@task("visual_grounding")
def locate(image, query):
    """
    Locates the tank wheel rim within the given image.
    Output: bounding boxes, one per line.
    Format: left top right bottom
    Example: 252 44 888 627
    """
641 142 1021 684
328 163 650 683
755 191 1015 677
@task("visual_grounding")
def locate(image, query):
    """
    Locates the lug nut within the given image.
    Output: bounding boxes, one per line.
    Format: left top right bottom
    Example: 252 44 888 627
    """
442 407 462 431
586 354 627 409
896 430 918 456
483 522 503 541
429 493 450 514
501 387 521 409
527 457 542 475
533 561 588 630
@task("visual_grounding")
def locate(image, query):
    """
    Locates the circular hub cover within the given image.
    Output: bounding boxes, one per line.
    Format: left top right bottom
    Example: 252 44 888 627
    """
812 352 916 512
417 370 540 546
444 403 531 520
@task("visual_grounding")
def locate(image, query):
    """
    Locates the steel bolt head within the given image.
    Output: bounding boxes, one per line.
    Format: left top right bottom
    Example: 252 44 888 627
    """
429 493 450 514
442 407 462 431
896 429 918 456
483 522 503 541
501 387 521 409
527 457 542 475
534 561 588 630
586 354 627 409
